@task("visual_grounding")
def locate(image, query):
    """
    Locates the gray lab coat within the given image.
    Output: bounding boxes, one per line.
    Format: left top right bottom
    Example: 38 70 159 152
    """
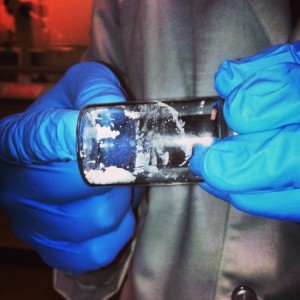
55 1 300 299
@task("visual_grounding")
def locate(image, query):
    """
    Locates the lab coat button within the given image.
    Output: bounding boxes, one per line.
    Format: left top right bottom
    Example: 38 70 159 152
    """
231 285 258 300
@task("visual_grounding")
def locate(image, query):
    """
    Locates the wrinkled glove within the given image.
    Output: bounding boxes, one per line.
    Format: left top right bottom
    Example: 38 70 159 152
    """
0 62 142 273
190 41 300 221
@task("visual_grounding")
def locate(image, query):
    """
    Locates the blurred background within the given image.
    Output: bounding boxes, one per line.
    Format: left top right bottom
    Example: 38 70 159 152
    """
0 1 92 299
0 0 92 118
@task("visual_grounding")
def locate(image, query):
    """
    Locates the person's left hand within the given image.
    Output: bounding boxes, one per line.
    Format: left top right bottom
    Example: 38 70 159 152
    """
190 41 300 221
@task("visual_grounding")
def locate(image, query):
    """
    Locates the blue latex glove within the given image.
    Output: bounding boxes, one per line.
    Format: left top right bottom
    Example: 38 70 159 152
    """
190 41 300 221
0 62 143 273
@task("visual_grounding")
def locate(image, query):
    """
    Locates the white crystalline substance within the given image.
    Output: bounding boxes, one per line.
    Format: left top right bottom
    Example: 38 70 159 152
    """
95 123 120 140
133 102 189 172
124 110 140 119
84 166 136 184
82 102 207 184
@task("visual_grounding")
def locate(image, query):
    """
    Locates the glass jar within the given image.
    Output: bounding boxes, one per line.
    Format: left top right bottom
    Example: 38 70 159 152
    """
77 97 228 186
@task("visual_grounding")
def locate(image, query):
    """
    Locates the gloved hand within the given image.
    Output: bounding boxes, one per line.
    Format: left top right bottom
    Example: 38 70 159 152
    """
190 41 300 221
0 62 143 273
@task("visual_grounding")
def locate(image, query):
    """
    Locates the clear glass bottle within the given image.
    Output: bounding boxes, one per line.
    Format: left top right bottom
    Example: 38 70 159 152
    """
77 97 228 186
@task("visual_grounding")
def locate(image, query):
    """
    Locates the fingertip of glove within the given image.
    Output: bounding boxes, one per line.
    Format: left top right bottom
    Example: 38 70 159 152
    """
197 138 245 191
70 62 127 107
189 144 207 177
215 42 300 102
214 60 235 98
59 110 80 158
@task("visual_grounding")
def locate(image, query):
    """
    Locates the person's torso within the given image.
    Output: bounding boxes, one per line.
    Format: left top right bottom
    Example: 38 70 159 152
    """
88 1 300 299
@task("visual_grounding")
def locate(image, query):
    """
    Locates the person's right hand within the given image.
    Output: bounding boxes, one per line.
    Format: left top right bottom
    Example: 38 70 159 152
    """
0 62 142 273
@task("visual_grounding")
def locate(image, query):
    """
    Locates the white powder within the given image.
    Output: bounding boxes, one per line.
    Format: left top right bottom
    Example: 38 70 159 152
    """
95 123 120 140
124 110 140 119
84 166 136 185
81 102 205 185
